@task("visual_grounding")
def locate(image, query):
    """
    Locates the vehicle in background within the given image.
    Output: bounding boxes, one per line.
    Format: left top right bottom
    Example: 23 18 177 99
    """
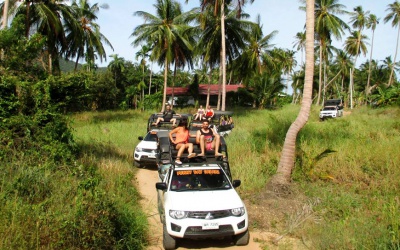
133 130 160 168
319 99 344 121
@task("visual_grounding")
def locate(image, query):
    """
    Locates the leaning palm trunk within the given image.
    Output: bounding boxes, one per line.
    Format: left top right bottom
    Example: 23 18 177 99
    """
270 0 315 186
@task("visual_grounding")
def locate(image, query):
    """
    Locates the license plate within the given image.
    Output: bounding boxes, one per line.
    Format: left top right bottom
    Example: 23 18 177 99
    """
148 154 156 158
202 222 219 230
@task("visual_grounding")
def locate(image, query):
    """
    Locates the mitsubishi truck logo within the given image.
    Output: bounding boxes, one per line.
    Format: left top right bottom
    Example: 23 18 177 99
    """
205 212 213 220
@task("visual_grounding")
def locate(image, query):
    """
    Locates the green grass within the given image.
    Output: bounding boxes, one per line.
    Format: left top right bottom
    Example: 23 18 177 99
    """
69 106 400 249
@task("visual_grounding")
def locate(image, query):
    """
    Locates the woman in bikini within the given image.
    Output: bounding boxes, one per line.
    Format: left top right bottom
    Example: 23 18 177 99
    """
169 118 196 164
194 105 205 121
196 120 223 157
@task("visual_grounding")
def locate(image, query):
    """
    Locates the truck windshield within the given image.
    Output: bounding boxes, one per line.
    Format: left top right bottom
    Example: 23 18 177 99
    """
170 169 231 191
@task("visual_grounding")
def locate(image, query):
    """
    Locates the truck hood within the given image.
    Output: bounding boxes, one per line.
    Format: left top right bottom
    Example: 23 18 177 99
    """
135 140 157 150
166 189 245 211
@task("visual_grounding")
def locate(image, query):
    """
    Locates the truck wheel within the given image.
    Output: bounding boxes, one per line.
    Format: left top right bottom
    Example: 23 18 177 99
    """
234 230 250 246
163 224 176 250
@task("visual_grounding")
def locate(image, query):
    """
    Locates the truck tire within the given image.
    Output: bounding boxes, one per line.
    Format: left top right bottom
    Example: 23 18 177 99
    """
234 230 249 246
163 224 177 250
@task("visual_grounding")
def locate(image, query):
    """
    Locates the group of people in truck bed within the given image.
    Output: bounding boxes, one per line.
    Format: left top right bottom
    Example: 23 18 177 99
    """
168 115 223 165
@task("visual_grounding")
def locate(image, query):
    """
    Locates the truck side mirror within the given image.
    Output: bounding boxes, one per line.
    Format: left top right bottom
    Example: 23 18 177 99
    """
156 182 167 190
232 180 241 188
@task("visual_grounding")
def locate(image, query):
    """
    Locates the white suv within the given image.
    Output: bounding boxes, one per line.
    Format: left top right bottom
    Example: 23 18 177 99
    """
156 164 249 249
133 131 159 168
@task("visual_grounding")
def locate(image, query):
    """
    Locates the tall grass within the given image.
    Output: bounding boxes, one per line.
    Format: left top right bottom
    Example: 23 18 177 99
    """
70 106 400 249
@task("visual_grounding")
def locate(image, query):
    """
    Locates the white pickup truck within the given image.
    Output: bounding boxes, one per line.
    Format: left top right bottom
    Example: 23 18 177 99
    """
156 163 249 250
319 99 344 121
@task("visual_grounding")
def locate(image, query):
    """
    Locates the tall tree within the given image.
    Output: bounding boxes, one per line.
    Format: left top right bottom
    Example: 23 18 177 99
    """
195 4 252 107
332 49 353 93
3 0 75 73
132 0 193 112
384 1 400 86
66 0 113 71
293 31 306 65
237 15 277 79
271 0 315 186
135 45 150 95
187 0 255 111
108 54 125 88
366 14 379 97
347 5 369 105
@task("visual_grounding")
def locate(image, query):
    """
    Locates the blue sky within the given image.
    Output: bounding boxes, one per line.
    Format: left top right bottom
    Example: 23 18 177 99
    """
92 0 397 71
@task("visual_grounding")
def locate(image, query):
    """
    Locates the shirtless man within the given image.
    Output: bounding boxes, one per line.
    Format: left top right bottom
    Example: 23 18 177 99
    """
196 120 223 157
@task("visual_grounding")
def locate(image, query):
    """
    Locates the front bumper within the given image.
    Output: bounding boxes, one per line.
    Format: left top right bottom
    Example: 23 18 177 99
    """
134 152 158 166
166 216 248 239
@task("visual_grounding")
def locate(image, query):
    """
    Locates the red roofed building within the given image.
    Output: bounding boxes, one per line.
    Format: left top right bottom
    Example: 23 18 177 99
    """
166 84 243 105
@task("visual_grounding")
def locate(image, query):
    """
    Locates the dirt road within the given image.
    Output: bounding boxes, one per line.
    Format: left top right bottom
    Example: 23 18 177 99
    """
135 167 265 250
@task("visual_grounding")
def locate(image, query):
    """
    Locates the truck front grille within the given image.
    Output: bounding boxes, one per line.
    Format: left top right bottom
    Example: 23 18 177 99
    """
188 210 230 219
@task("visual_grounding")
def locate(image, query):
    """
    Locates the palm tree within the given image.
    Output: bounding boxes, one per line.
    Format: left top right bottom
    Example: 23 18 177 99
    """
136 45 154 95
135 45 150 95
384 1 400 86
195 4 252 107
293 31 306 65
301 0 349 105
108 54 125 88
3 0 76 73
132 0 193 112
332 49 352 94
366 14 379 97
237 15 277 79
66 0 113 71
187 0 255 111
278 49 297 94
347 6 370 106
271 0 315 186
344 31 368 108
382 56 400 83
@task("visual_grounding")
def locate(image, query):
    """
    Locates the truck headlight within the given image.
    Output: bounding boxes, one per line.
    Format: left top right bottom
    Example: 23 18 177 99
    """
231 207 245 216
169 210 187 219
135 147 143 152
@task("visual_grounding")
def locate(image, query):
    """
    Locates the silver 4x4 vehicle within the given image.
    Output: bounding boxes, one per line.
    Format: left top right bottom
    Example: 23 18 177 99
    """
319 99 344 120
133 130 159 168
156 163 249 250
